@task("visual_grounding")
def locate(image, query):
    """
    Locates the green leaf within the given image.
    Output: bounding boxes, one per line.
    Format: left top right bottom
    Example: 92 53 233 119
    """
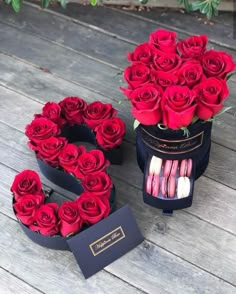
215 106 234 116
60 0 66 9
91 0 97 6
227 71 236 81
41 0 50 8
133 119 140 130
191 116 199 124
5 0 12 4
139 0 148 4
183 0 192 12
191 1 202 11
180 127 190 138
12 0 21 12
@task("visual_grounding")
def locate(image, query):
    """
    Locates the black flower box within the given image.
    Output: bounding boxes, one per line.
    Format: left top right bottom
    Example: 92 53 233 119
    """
15 204 143 278
136 120 212 212
61 124 123 165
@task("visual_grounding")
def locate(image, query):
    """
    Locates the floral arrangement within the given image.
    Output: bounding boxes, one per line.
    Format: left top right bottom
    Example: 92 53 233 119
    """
121 29 235 132
11 170 112 237
25 97 125 174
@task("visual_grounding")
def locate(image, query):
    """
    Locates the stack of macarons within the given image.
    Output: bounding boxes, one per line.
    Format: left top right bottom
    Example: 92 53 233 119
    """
146 156 193 199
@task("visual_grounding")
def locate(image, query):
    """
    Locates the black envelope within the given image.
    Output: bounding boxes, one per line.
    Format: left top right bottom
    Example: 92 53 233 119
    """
67 205 144 278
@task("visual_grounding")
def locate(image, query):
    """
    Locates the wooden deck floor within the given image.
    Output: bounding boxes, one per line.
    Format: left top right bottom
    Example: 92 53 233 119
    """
0 3 235 293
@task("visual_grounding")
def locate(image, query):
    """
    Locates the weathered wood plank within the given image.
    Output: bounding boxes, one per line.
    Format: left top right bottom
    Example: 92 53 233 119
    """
1 155 236 288
0 23 124 99
0 6 236 115
0 215 144 294
122 7 235 49
44 3 236 51
0 267 43 294
0 65 236 153
0 4 132 69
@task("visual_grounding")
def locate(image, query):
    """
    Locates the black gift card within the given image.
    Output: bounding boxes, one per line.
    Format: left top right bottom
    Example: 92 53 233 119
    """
67 205 144 279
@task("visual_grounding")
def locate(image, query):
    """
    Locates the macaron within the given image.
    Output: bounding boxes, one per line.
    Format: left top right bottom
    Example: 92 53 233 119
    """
177 177 191 198
152 175 160 197
163 160 179 177
180 159 193 177
161 176 176 198
149 156 162 175
146 175 153 195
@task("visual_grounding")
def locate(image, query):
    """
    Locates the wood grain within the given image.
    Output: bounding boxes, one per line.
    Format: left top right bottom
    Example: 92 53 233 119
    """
0 121 236 285
0 267 43 294
1 159 236 289
0 214 144 294
0 6 235 115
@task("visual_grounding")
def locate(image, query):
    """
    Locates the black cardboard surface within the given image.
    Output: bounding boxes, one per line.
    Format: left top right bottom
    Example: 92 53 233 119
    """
67 205 144 279
61 124 123 165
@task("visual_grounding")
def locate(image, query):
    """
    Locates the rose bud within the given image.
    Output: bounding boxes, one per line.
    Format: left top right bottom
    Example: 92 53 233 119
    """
29 203 59 236
123 63 151 89
59 96 87 125
194 78 229 120
74 150 110 179
83 101 117 130
127 42 153 65
13 194 45 226
11 170 43 201
177 35 208 59
59 144 86 173
95 117 126 150
149 29 177 53
58 201 83 237
161 85 197 129
77 192 110 225
36 137 68 167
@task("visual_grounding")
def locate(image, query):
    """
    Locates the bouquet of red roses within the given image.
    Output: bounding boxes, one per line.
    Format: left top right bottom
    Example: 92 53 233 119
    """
121 29 235 130
11 170 111 237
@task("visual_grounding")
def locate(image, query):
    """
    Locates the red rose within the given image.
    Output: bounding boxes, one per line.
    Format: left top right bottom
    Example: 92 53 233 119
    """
13 194 45 226
152 53 182 73
58 201 83 237
29 203 59 236
58 144 86 173
177 35 208 59
37 137 68 167
11 170 42 201
95 117 126 150
201 50 236 79
74 150 110 178
83 101 117 130
127 43 153 64
177 60 203 88
124 63 150 89
77 192 110 225
149 29 176 53
194 78 229 120
162 86 197 129
127 84 163 125
81 172 113 199
59 97 87 125
25 118 60 148
151 70 178 88
34 102 66 128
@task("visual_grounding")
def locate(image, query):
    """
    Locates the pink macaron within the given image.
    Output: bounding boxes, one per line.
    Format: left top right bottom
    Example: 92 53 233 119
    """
161 176 176 198
152 175 160 197
180 159 193 177
163 160 179 177
146 175 153 195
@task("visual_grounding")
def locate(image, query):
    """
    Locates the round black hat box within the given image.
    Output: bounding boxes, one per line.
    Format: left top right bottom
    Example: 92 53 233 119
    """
136 120 212 211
